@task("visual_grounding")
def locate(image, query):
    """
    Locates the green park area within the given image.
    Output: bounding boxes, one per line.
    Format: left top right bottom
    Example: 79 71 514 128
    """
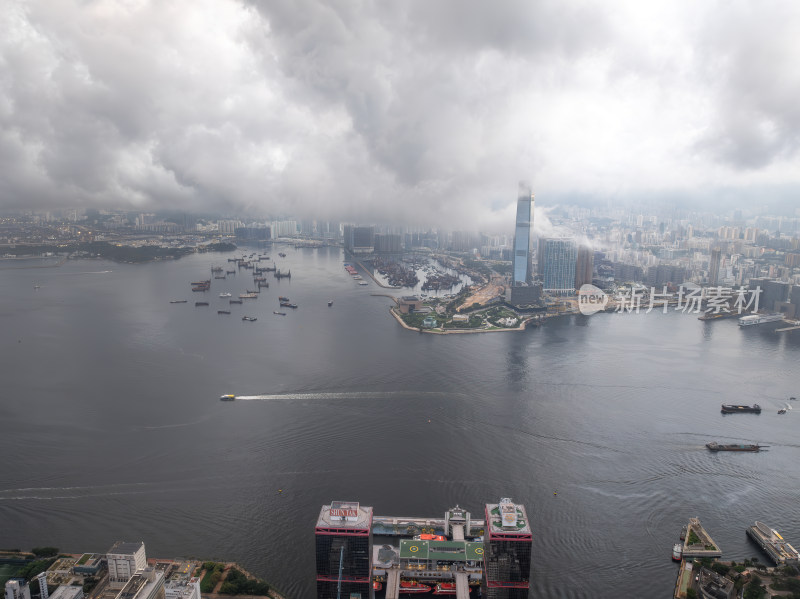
399 302 525 332
0 564 18 587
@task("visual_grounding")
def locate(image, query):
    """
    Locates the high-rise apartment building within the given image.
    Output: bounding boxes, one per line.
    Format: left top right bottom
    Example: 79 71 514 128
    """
709 249 722 285
541 238 577 294
575 245 594 289
343 226 375 254
5 580 31 599
107 541 147 589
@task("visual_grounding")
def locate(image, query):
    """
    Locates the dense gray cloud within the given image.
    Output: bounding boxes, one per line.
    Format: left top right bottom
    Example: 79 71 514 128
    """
1 0 799 229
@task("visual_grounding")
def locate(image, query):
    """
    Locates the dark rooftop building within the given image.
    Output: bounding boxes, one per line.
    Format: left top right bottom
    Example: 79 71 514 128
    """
315 501 373 599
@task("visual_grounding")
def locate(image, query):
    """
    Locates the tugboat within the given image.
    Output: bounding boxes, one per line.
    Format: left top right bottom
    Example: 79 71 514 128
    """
220 394 235 401
672 543 682 562
721 404 761 414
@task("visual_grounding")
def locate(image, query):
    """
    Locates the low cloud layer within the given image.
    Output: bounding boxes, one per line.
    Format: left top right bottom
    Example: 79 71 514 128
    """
1 0 799 228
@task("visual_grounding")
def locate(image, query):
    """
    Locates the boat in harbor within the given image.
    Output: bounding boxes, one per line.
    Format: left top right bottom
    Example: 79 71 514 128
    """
672 543 682 562
240 293 258 299
242 316 257 321
278 252 286 257
273 311 287 316
279 302 298 309
278 296 290 302
195 302 209 306
217 310 231 314
706 442 764 452
169 300 187 303
739 313 784 326
373 581 383 592
328 300 333 307
778 408 787 414
229 299 242 304
219 292 232 298
721 404 761 414
398 581 431 594
220 394 235 401
433 582 456 595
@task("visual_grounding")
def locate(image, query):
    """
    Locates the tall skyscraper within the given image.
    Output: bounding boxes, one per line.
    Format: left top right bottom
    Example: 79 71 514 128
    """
512 182 534 286
541 238 577 294
709 248 722 286
481 497 532 599
575 245 594 289
315 501 373 599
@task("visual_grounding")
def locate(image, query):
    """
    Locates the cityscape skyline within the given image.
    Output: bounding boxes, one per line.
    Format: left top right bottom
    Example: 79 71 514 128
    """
2 2 800 228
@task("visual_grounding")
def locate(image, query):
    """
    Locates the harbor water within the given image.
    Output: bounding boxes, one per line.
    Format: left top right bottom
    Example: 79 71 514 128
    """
1 247 799 598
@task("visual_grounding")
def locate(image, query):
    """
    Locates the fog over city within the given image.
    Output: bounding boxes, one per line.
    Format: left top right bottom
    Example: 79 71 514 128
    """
2 0 800 228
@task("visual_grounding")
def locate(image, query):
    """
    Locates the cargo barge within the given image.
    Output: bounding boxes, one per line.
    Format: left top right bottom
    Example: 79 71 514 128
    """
721 404 761 414
706 442 764 452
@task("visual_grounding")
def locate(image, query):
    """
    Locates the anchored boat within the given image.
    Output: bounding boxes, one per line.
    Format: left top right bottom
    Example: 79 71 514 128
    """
721 404 761 414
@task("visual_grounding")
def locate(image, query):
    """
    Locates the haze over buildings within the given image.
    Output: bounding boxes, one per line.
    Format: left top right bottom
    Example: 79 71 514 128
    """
2 1 800 228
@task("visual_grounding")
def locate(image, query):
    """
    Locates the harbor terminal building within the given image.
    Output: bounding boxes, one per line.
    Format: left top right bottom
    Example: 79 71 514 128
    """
315 498 532 598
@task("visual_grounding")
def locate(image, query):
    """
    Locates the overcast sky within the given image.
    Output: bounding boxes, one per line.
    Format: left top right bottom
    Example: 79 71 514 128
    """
2 0 799 229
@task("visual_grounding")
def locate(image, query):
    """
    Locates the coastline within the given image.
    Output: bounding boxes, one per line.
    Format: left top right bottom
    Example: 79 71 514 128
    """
387 305 540 334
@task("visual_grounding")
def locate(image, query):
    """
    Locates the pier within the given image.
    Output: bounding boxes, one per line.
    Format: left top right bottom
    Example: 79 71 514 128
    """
317 500 529 598
681 518 721 559
673 560 694 599
746 521 800 565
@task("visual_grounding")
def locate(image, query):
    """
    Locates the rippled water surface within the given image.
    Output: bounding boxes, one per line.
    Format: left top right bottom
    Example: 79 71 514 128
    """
1 247 799 598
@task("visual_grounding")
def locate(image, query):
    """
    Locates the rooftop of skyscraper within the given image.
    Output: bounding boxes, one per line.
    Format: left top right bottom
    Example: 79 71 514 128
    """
316 501 373 530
